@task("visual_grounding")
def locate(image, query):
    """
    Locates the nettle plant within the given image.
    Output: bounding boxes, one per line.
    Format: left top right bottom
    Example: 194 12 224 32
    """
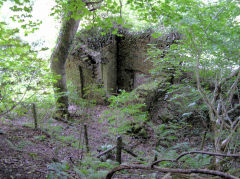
102 90 148 136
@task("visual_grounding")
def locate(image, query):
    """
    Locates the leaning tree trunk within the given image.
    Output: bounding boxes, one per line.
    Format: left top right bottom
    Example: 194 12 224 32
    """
50 14 80 119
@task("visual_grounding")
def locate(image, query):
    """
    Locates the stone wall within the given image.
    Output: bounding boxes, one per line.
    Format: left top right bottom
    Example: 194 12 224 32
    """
101 41 117 95
116 34 161 91
66 29 180 98
66 50 99 98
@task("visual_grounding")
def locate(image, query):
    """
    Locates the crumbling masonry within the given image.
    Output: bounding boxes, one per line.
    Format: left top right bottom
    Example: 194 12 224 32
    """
65 29 180 98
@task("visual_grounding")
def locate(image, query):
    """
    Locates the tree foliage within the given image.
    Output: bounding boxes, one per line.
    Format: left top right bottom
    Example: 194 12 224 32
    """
144 0 240 163
0 0 54 117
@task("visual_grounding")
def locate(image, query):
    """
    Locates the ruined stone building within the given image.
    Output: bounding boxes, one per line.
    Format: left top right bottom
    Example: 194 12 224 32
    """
65 28 180 98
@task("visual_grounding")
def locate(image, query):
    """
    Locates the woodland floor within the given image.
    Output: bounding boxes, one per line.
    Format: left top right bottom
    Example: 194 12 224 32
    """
0 105 214 179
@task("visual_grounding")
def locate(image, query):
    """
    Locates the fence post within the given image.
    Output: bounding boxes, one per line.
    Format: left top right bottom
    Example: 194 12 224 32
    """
116 136 122 164
154 143 158 161
32 103 38 129
84 124 89 153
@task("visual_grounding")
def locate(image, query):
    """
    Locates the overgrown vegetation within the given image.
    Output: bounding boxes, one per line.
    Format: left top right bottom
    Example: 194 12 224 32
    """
0 0 240 178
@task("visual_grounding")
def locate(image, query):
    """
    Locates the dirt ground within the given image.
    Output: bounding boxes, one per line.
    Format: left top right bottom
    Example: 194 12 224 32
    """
0 105 162 179
0 104 221 179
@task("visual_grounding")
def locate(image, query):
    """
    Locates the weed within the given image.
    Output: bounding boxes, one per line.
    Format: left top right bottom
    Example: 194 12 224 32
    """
101 90 148 137
17 140 34 150
34 135 47 141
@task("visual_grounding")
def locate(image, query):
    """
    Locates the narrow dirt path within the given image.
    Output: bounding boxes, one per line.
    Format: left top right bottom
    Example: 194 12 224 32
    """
0 105 157 178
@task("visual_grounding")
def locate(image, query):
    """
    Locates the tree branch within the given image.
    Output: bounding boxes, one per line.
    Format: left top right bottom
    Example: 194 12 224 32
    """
221 117 240 150
191 33 219 118
96 145 116 158
83 0 103 6
227 104 240 116
218 67 240 92
82 0 103 11
122 143 145 161
151 151 240 167
106 164 239 179
227 70 240 104
205 6 226 33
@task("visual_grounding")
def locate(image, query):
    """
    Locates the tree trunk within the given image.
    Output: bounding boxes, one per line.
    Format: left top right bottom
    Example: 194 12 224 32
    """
50 13 80 118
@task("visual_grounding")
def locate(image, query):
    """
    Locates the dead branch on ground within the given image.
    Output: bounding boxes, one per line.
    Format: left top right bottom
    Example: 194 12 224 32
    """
151 151 240 167
106 164 239 179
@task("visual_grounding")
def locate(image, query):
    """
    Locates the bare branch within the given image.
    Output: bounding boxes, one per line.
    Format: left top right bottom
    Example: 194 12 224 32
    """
89 7 99 11
210 67 240 108
220 95 233 126
221 117 240 150
227 104 240 116
83 0 103 6
228 70 240 105
122 143 145 161
96 145 116 158
119 0 122 17
237 87 240 104
190 32 219 118
82 0 103 11
217 101 221 116
219 67 240 91
106 164 239 179
0 90 36 117
232 116 240 129
151 151 240 167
